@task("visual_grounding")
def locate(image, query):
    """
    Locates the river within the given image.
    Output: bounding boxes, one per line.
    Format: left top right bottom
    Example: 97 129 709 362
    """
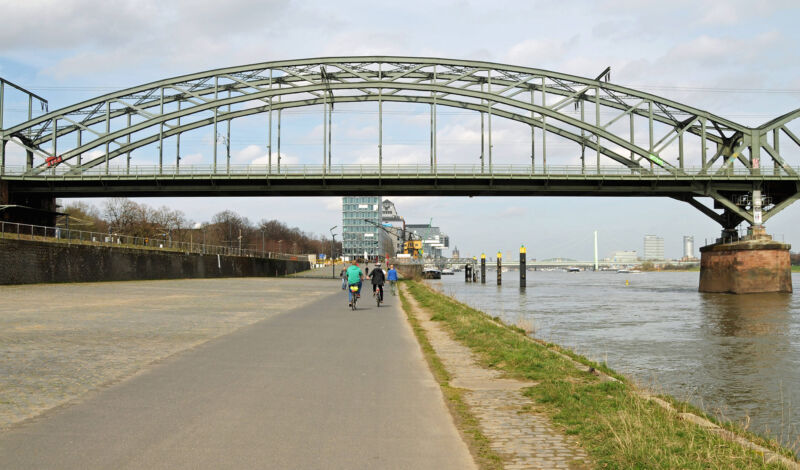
427 271 800 451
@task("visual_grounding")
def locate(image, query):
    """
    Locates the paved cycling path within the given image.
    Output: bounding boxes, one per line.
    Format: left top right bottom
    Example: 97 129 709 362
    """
0 279 475 469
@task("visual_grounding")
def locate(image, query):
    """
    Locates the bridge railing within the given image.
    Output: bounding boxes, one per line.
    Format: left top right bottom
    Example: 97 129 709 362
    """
4 164 797 178
0 220 302 261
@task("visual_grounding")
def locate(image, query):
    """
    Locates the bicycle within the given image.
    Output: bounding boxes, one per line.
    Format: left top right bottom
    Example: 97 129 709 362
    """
350 284 360 310
374 286 382 307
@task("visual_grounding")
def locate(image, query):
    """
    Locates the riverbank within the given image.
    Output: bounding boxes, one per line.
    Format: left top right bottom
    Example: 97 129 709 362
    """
402 280 799 469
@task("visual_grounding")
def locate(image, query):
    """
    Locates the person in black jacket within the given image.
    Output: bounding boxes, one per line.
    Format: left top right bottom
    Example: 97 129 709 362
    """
369 263 386 301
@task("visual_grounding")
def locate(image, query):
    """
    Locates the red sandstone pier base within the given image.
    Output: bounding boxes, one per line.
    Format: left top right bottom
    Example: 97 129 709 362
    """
699 235 792 294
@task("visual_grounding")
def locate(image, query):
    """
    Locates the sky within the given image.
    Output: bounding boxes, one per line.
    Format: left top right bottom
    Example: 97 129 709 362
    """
1 0 799 260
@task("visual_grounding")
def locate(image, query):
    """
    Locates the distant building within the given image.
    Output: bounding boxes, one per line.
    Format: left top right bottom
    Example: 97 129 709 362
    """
342 196 384 260
451 246 460 259
683 236 695 259
610 250 638 264
407 224 449 259
643 235 664 260
381 199 406 255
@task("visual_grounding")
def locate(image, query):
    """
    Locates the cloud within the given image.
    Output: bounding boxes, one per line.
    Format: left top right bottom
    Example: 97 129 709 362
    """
504 37 579 68
181 153 204 165
664 32 781 67
694 0 798 26
232 144 264 163
0 1 156 51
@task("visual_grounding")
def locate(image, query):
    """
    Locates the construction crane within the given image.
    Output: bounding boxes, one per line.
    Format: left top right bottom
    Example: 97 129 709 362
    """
362 218 423 259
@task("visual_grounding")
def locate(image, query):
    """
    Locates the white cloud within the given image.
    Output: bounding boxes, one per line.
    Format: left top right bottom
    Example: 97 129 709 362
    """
504 37 578 68
664 32 781 66
181 153 204 165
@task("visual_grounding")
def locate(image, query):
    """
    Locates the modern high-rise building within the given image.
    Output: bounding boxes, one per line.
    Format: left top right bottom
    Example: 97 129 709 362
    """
683 236 695 259
342 196 383 259
643 235 664 260
342 197 452 259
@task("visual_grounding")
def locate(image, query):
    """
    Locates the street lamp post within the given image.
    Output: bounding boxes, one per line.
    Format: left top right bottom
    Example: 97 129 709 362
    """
330 225 338 279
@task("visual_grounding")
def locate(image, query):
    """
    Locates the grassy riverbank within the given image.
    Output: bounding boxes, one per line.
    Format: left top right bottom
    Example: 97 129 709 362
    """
403 280 798 469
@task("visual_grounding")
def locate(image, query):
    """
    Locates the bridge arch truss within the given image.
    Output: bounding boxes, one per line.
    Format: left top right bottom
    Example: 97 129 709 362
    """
1 57 799 234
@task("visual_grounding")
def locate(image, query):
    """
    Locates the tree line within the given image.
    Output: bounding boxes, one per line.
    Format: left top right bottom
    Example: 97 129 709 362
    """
61 198 341 255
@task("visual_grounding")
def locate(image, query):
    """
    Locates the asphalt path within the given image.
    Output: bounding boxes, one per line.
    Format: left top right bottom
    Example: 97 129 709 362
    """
0 279 475 469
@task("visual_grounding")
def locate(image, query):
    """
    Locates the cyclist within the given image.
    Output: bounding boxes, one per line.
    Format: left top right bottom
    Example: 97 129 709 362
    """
370 262 386 302
346 260 364 307
387 264 398 295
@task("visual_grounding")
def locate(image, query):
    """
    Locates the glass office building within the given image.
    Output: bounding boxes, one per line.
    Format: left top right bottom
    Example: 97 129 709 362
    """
342 196 382 259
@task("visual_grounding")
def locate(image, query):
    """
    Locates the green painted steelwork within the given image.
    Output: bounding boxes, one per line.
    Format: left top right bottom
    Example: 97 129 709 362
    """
1 57 799 235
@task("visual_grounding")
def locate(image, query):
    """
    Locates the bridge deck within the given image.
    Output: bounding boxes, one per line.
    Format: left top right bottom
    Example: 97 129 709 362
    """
3 164 797 198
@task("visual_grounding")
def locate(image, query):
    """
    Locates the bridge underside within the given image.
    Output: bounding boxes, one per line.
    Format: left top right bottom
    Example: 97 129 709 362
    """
3 176 795 199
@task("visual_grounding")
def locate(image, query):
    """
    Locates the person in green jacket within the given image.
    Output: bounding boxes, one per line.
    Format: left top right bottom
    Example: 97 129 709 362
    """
346 260 364 306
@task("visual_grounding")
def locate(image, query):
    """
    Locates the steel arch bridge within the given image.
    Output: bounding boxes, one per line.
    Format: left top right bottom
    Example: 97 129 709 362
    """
1 56 799 236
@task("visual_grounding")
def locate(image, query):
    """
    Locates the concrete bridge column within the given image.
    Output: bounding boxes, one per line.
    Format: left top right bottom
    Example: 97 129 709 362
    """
699 188 792 294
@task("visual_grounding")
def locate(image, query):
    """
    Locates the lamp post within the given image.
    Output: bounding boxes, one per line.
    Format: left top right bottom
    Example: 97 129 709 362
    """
330 225 338 279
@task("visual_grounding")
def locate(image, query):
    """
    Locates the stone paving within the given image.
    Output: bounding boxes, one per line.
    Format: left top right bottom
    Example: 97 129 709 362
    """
0 277 333 429
402 284 591 469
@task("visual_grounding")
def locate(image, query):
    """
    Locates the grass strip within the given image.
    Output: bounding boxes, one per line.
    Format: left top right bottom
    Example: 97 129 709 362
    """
406 280 797 469
398 284 504 470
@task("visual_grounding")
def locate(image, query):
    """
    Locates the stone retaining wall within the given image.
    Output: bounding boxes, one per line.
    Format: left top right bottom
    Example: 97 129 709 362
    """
0 238 310 285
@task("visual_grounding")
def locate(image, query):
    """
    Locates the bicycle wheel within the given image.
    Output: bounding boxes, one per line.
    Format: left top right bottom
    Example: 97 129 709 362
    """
376 291 381 307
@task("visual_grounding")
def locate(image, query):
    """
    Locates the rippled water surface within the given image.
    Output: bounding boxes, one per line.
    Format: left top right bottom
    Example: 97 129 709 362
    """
428 271 800 448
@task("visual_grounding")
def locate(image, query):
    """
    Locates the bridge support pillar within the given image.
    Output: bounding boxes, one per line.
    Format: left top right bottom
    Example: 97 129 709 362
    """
699 227 792 294
0 185 58 227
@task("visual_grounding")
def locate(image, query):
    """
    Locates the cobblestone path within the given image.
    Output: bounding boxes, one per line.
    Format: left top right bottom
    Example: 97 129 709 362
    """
402 284 591 469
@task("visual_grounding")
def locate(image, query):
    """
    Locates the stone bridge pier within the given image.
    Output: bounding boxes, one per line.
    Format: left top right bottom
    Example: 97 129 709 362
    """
699 187 792 294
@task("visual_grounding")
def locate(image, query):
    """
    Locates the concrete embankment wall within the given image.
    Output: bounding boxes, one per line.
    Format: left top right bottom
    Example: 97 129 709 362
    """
392 262 422 280
0 238 310 285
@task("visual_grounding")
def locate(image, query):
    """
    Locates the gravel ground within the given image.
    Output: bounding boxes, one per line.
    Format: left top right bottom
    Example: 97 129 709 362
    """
0 277 336 429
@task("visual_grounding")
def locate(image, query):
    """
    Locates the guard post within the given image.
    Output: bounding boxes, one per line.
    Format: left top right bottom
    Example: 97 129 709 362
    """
497 251 502 286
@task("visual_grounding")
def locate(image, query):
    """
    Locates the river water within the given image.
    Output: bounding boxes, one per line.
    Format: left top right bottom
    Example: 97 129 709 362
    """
427 271 800 450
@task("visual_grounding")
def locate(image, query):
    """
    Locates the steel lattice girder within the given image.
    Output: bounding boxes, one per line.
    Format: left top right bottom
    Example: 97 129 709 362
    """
4 57 781 169
2 56 800 227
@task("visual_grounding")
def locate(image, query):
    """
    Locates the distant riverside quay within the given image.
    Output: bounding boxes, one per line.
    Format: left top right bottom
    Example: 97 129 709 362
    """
0 277 475 468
